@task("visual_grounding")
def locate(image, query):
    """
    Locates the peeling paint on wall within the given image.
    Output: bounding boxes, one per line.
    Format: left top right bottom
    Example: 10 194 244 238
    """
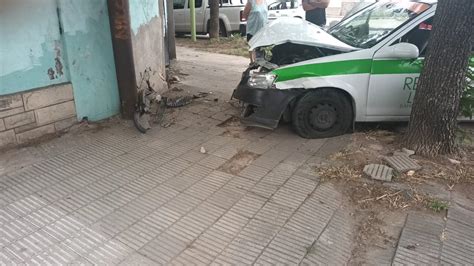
1 0 120 121
0 0 70 95
58 0 120 121
129 0 167 93
129 0 160 35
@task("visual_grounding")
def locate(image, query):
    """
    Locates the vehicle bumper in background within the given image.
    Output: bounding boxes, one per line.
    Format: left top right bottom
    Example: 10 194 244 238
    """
232 68 302 129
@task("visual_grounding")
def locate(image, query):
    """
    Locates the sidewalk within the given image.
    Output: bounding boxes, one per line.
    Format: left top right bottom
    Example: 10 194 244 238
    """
0 97 353 264
1 46 473 265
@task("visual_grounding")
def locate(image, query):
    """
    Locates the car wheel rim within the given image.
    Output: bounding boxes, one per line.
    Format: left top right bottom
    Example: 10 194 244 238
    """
309 103 338 130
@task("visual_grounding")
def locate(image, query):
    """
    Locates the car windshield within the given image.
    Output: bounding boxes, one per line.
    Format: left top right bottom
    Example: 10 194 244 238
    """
329 1 431 49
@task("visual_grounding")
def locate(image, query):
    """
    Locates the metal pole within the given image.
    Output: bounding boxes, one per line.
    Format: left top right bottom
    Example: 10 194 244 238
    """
107 0 137 119
190 0 196 41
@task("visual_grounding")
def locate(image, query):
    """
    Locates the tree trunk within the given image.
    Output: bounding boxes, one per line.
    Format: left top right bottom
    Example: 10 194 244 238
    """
166 0 177 59
209 0 220 39
405 0 473 156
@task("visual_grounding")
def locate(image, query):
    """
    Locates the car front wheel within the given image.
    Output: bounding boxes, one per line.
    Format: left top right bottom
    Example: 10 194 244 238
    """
292 89 353 138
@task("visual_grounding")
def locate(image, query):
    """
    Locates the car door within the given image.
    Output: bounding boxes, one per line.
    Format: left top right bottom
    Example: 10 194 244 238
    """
366 16 434 118
174 0 188 32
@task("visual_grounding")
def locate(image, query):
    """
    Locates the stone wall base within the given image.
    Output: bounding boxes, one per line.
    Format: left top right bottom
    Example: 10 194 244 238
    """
0 83 78 149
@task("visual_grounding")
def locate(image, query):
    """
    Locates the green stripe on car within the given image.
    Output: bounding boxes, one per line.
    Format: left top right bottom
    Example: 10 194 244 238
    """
273 59 424 83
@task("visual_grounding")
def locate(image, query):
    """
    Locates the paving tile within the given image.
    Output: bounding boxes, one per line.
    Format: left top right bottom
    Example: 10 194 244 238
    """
0 98 363 264
384 155 422 173
119 252 158 265
440 207 474 265
254 201 294 227
393 213 444 265
197 155 227 170
139 231 189 264
211 145 239 160
229 193 267 219
363 164 394 181
172 246 215 265
238 165 270 182
301 208 353 265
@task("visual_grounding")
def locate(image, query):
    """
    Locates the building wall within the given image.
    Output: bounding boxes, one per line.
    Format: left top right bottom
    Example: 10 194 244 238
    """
0 0 70 94
0 0 120 122
129 0 167 92
0 84 77 148
0 0 121 148
58 0 121 121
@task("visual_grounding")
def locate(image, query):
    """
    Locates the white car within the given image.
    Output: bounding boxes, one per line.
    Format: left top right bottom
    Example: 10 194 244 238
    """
173 0 247 37
233 0 472 138
267 0 305 21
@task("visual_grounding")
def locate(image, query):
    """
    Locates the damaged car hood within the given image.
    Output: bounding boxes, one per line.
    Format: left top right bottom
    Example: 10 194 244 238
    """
248 17 357 52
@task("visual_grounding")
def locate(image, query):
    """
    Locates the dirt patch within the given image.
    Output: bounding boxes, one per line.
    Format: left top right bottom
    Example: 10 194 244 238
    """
176 36 248 58
217 116 249 139
314 127 474 263
219 150 260 175
217 116 241 127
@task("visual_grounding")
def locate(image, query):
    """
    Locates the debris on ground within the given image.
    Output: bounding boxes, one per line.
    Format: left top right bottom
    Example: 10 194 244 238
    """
393 151 409 157
402 148 415 156
193 92 209 99
383 155 422 173
363 164 393 182
448 158 461 165
200 147 207 154
169 75 180 84
314 127 474 263
165 96 193 108
171 87 184 92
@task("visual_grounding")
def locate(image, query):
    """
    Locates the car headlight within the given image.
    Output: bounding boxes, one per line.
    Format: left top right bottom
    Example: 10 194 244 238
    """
247 73 276 89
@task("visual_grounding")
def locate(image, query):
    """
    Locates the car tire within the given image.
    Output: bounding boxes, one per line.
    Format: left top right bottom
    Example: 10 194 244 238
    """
219 21 229 37
292 89 353 138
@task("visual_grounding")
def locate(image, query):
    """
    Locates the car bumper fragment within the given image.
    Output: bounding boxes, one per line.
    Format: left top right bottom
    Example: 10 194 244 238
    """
232 68 302 129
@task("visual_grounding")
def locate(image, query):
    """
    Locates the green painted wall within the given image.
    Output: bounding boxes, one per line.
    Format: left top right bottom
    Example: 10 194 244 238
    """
58 0 120 121
0 0 120 121
129 0 160 34
0 0 70 95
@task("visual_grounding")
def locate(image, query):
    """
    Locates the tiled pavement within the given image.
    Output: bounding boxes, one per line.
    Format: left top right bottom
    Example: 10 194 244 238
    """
0 103 353 265
393 206 474 266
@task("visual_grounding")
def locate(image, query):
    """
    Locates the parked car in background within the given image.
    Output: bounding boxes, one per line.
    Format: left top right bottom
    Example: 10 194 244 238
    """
267 0 304 20
173 0 247 37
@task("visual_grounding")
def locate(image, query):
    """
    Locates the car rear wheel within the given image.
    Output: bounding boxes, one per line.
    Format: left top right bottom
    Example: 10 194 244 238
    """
219 21 229 37
292 89 353 138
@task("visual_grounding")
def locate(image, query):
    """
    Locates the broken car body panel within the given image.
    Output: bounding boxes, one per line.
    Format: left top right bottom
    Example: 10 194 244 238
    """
248 17 357 52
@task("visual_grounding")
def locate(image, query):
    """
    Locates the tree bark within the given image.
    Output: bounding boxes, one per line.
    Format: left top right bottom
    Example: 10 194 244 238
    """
209 0 220 39
405 0 473 156
166 0 177 59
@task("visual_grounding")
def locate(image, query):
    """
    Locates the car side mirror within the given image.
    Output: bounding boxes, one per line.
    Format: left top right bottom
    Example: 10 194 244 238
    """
374 43 420 60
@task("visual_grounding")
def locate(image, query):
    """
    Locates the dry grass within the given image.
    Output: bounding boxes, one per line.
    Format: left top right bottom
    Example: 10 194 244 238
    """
176 36 249 57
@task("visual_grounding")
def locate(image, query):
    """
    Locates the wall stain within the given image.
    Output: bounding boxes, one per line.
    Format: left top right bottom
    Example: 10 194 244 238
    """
113 0 131 40
54 41 64 77
47 68 55 80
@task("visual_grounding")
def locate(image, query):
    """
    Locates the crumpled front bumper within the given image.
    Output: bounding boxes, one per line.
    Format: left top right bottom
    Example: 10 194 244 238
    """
232 68 302 129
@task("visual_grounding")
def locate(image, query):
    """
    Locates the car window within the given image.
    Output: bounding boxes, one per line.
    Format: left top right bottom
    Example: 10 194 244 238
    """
329 2 431 49
393 17 433 57
174 0 185 9
188 0 203 8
